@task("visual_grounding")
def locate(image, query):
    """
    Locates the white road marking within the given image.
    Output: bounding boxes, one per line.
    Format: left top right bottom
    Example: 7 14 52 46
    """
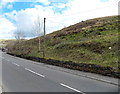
13 63 20 67
30 60 119 86
60 83 85 93
0 87 2 94
25 68 45 78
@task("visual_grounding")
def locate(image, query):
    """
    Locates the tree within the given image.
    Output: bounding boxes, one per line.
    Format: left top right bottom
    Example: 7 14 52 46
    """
14 29 25 43
13 28 25 54
33 16 43 51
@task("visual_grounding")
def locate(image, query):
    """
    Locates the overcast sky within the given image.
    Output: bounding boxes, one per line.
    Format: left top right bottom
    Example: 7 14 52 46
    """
0 0 119 39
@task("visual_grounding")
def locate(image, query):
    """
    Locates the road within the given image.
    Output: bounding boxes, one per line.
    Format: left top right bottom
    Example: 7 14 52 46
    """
0 51 119 93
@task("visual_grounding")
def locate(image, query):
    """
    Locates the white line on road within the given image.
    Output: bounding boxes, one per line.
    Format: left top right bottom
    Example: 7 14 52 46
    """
13 63 20 67
25 68 45 78
0 87 2 94
60 83 85 94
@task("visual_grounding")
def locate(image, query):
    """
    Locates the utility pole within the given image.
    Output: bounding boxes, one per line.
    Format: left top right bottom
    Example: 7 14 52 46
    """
38 16 41 51
43 18 46 58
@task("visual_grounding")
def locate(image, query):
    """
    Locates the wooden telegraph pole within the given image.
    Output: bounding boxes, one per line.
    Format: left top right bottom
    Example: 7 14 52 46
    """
43 18 46 58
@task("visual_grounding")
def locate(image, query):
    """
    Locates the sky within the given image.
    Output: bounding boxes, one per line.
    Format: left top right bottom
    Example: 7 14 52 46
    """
0 0 119 39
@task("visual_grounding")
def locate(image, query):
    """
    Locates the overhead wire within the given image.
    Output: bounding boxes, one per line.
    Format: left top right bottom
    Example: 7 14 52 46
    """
46 19 65 25
47 3 118 19
38 2 119 33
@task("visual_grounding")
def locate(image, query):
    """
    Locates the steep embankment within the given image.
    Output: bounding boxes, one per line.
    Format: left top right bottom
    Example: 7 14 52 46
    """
6 16 119 77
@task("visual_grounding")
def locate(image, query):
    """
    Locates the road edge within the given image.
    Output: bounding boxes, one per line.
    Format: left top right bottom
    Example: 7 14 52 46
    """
5 52 120 86
58 67 119 86
7 52 120 79
32 61 119 86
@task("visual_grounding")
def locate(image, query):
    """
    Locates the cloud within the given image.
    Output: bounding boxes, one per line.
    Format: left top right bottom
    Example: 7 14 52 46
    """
0 0 15 10
0 0 50 11
0 0 119 39
1 0 50 5
57 4 66 8
36 0 50 5
45 0 119 33
100 0 109 2
0 16 16 39
4 5 64 37
14 9 36 37
62 0 118 20
7 4 13 9
2 0 16 2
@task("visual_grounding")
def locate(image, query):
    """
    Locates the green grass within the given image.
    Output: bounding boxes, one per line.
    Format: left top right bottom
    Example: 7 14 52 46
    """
6 15 119 71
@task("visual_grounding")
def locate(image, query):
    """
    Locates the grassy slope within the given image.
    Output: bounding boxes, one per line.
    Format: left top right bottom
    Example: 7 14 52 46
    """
0 39 16 48
7 16 119 71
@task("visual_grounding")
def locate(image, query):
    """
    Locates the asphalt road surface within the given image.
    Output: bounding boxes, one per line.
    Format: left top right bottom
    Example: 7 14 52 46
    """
0 51 119 93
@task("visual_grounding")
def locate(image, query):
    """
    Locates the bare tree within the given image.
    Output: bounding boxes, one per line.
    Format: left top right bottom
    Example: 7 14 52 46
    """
13 28 25 54
14 29 25 43
33 15 43 51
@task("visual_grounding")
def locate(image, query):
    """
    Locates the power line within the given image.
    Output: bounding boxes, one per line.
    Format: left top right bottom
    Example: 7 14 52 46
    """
46 15 119 26
47 3 118 19
47 19 65 25
45 18 119 30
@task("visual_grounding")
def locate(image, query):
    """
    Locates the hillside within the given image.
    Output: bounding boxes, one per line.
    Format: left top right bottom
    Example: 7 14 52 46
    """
0 39 16 48
6 15 119 72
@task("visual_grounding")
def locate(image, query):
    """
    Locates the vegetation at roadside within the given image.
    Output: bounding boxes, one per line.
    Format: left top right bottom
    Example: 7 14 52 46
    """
6 16 119 71
0 39 16 48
